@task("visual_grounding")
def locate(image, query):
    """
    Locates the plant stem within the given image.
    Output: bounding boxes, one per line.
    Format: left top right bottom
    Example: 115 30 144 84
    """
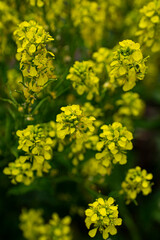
119 200 142 240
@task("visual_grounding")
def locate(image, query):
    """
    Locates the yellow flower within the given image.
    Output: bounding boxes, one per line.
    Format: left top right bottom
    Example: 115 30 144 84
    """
69 132 99 166
67 61 99 100
14 20 55 102
0 1 19 60
20 209 44 240
3 122 56 185
109 40 147 91
120 166 153 204
113 92 145 130
115 92 145 117
102 0 125 31
96 122 133 175
85 197 122 239
19 209 72 240
136 1 160 52
56 105 95 140
3 156 34 185
82 102 103 127
92 47 112 76
48 213 72 240
82 158 108 179
71 0 106 47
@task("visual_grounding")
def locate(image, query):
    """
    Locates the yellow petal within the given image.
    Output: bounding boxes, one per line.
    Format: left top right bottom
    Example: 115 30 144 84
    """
108 225 117 235
29 44 36 54
88 228 98 238
102 229 109 239
107 197 114 205
91 213 98 222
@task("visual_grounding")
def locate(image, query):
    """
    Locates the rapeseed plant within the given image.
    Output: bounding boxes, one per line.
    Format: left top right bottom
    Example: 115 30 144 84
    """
1 1 157 240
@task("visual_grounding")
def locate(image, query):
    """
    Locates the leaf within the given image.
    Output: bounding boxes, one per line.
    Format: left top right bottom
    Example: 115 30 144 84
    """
0 97 17 108
32 96 50 113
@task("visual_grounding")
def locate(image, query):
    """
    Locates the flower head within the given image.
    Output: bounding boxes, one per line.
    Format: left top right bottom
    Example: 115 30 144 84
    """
96 122 133 175
20 209 44 240
48 213 72 240
113 92 145 130
85 197 122 239
92 47 111 75
56 105 95 140
19 209 72 240
14 20 55 101
115 92 145 117
3 122 56 185
3 156 34 185
71 0 106 47
121 166 153 204
109 40 147 91
0 1 19 59
67 61 99 100
136 1 160 52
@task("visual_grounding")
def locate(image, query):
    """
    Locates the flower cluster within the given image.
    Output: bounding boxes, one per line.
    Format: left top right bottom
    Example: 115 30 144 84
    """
92 47 111 76
115 92 145 117
71 0 106 47
82 102 103 118
136 1 160 52
65 103 101 166
17 124 54 160
113 92 145 130
46 0 67 32
56 105 95 140
96 122 133 175
109 40 147 91
85 197 122 239
69 133 99 166
47 213 72 240
0 0 157 239
102 0 124 31
3 156 34 185
14 20 55 101
0 1 18 59
67 61 99 100
3 122 56 184
82 158 107 179
20 209 72 240
120 166 153 204
20 209 44 240
82 102 103 127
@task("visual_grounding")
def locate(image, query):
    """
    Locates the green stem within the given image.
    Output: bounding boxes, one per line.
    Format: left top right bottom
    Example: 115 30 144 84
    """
119 200 142 240
51 173 141 240
84 179 142 240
